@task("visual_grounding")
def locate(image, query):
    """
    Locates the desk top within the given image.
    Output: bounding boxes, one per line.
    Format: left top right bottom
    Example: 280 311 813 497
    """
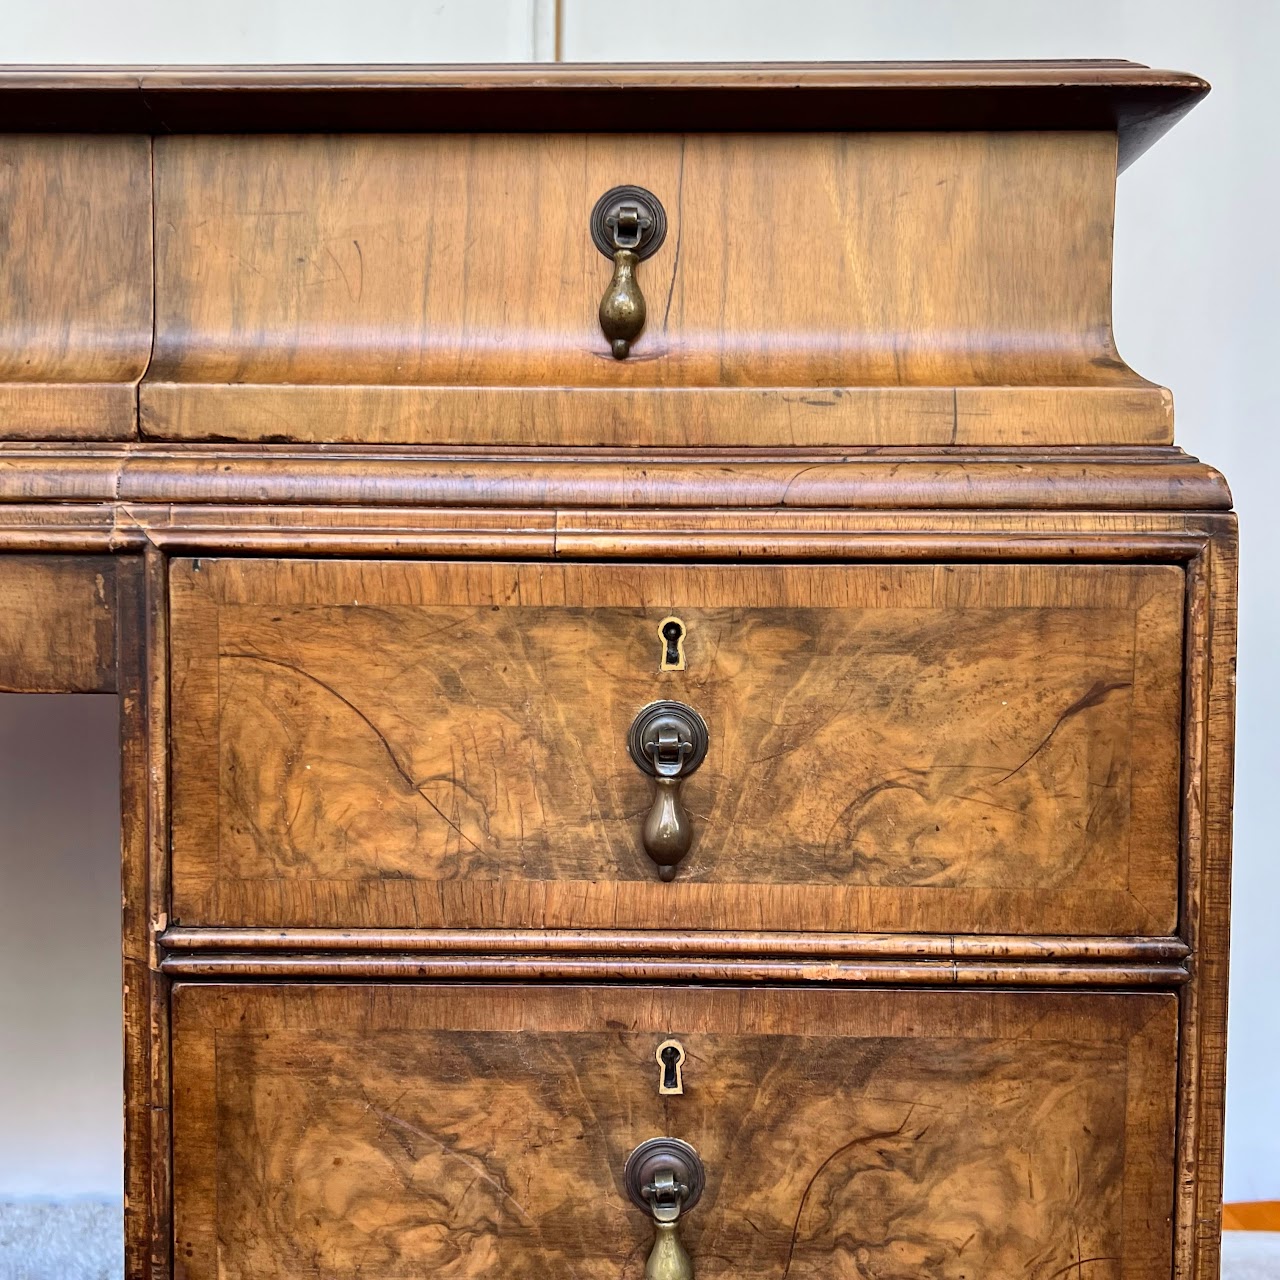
0 60 1207 167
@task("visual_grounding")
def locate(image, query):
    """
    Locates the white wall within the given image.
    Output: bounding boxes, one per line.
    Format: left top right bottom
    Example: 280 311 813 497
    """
0 0 1274 1204
0 697 121 1198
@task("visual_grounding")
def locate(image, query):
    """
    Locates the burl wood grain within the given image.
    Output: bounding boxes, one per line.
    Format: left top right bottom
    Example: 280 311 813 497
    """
169 559 1183 934
0 135 152 439
0 555 117 691
142 130 1171 446
171 984 1177 1280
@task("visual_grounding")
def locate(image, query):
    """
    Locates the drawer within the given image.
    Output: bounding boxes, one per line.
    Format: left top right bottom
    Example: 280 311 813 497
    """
139 128 1172 448
171 984 1176 1279
169 558 1183 934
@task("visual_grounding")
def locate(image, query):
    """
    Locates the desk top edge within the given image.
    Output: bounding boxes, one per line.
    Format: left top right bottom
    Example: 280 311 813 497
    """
0 60 1208 165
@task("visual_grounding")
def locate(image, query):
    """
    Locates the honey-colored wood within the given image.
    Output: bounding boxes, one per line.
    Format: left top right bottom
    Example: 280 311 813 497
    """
0 555 117 691
1175 528 1239 1280
169 558 1183 935
158 954 1189 986
143 131 1169 447
0 64 1234 1280
116 552 175 1280
141 383 1174 448
1222 1203 1280 1231
0 444 1233 511
0 135 152 440
171 984 1178 1280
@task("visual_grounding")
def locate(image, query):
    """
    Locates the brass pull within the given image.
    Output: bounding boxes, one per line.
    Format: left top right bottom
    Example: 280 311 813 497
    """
591 185 667 359
627 701 709 881
624 1137 705 1280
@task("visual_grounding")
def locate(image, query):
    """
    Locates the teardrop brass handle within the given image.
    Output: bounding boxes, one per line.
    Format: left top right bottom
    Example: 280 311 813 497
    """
600 247 646 360
628 701 708 881
624 1137 705 1280
591 185 667 359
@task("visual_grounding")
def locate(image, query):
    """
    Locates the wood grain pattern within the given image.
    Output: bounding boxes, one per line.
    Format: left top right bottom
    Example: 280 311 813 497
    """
117 552 174 1280
141 383 1174 449
143 130 1172 447
1175 527 1239 1280
0 63 1232 1280
0 497 1231 563
158 954 1189 986
171 984 1177 1280
159 926 1191 961
0 135 152 439
169 558 1183 934
0 555 117 691
0 442 1234 510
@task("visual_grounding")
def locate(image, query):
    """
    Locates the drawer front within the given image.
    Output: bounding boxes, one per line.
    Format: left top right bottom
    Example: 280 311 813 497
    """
172 984 1176 1279
170 559 1183 934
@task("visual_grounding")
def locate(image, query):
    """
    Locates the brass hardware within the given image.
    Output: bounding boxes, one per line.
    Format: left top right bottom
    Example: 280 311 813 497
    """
656 1039 686 1096
658 616 687 671
591 185 667 359
624 1137 705 1280
627 701 709 881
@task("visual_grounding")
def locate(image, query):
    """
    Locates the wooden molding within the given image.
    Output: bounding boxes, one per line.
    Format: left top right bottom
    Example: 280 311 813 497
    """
158 952 1189 987
0 444 1233 510
159 927 1190 962
0 63 1206 167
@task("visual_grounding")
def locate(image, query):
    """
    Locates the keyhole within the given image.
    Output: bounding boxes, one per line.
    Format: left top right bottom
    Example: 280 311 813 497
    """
656 1039 686 1095
659 617 686 671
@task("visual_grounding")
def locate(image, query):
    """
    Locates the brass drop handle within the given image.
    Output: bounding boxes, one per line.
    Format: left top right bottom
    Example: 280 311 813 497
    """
591 185 667 359
624 1138 705 1280
628 701 709 881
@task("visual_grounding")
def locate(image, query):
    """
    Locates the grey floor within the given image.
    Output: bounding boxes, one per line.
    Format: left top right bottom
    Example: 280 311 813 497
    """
0 1204 122 1280
0 1203 1276 1279
1225 1233 1280 1280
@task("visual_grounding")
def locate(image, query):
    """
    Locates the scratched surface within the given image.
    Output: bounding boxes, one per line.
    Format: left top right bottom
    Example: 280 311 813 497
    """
170 985 1178 1280
169 559 1183 933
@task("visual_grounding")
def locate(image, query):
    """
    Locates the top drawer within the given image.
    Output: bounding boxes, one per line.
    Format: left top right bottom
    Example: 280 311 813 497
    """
139 130 1171 447
169 558 1183 935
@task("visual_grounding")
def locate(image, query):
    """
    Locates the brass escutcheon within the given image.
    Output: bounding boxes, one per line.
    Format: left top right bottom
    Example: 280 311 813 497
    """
591 185 667 359
624 1137 705 1280
627 701 708 881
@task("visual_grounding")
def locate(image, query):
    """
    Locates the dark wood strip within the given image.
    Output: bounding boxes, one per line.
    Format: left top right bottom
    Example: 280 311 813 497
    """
160 926 1190 962
158 953 1189 987
0 63 1206 166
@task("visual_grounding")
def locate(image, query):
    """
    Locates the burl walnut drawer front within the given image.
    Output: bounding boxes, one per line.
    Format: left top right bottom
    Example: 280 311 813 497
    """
169 558 1183 934
170 984 1176 1280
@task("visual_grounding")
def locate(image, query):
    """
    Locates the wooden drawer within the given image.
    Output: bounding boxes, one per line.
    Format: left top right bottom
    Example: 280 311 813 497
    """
171 984 1176 1279
169 558 1183 935
139 126 1172 448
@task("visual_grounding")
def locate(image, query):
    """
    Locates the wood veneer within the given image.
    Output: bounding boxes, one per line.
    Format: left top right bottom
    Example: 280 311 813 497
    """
171 985 1178 1280
0 61 1235 1280
140 130 1165 447
169 558 1183 934
0 555 118 691
0 135 151 439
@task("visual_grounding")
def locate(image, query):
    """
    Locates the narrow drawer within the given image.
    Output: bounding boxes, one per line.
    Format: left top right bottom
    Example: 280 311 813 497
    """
169 558 1183 934
171 984 1177 1279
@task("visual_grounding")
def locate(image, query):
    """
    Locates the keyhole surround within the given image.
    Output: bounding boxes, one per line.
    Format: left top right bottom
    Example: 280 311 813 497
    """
656 1039 686 1095
658 616 687 671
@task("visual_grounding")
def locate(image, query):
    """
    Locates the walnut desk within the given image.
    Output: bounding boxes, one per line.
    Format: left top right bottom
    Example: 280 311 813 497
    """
0 62 1236 1280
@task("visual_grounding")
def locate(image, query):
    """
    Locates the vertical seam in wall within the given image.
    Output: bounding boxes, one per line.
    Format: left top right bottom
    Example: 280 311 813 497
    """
530 0 561 61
